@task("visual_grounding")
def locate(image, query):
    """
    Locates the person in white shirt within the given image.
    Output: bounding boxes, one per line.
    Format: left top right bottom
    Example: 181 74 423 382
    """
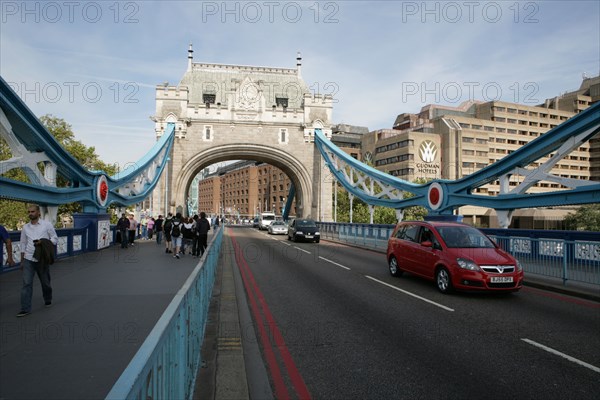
17 204 58 317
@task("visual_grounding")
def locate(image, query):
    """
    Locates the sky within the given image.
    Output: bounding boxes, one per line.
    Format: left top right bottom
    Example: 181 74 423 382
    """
1 0 599 169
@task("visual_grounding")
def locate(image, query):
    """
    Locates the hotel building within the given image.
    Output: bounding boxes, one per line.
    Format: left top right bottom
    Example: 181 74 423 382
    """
361 76 600 228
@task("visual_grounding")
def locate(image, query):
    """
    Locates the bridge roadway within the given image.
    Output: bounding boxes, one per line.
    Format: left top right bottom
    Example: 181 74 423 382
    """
0 235 213 400
1 227 599 399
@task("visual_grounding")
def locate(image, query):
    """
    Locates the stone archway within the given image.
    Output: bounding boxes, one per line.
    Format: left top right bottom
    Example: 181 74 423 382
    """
171 144 314 218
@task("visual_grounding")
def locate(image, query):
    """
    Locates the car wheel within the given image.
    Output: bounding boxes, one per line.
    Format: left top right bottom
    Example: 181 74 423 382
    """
315 238 320 243
388 256 403 277
287 234 291 241
435 267 453 294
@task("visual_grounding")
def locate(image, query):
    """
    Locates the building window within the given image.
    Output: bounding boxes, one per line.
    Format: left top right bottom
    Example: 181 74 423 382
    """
204 125 213 141
279 128 288 144
276 97 288 108
203 93 216 105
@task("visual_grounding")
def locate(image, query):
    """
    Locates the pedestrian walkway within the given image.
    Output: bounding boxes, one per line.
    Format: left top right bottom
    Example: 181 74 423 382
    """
0 239 208 399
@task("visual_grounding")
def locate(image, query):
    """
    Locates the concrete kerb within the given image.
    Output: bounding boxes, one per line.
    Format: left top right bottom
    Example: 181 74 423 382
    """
194 233 250 400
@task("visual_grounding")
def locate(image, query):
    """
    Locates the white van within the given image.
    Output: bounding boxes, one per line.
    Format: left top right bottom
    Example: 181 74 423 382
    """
258 212 276 230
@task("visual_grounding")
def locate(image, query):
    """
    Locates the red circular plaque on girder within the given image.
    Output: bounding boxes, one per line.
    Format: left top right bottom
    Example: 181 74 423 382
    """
429 187 440 205
428 182 443 211
96 175 109 207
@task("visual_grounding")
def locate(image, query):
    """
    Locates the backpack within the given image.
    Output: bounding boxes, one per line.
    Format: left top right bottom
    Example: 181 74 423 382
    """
164 218 172 233
171 221 181 237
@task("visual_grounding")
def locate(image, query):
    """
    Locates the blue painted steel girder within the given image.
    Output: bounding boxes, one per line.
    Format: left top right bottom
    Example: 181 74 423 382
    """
450 102 600 193
282 184 296 220
315 100 600 213
0 76 93 186
0 75 175 210
0 124 174 209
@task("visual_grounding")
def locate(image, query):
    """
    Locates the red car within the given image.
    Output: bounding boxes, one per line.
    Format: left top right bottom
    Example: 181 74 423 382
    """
386 221 524 293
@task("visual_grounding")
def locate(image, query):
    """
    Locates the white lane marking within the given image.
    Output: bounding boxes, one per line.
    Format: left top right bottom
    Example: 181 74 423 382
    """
293 246 311 254
280 241 291 246
365 275 455 312
521 338 600 374
318 256 351 270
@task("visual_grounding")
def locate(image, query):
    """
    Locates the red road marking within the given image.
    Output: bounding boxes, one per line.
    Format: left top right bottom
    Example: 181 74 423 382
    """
523 286 600 308
230 230 312 400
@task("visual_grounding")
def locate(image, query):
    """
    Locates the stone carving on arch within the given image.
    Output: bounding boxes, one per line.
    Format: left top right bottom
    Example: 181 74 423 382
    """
304 119 328 142
164 113 187 138
235 77 265 112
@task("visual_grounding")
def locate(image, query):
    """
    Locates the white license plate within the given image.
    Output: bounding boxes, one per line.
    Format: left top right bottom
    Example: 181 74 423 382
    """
306 234 313 238
491 276 513 283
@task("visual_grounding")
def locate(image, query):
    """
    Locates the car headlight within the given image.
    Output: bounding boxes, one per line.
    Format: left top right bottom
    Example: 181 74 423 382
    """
315 231 320 235
456 258 480 271
296 231 303 235
516 260 523 272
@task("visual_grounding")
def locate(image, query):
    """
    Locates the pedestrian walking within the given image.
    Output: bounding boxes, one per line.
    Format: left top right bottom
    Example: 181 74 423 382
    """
1 223 15 267
170 213 183 259
194 212 210 257
128 214 138 246
182 217 195 255
116 213 130 249
147 217 155 240
155 215 164 245
164 213 173 253
140 216 148 240
17 204 58 317
191 214 200 257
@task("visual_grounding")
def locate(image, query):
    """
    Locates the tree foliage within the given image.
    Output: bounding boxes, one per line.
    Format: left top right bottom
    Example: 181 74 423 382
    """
1 115 117 229
332 181 430 225
564 204 600 231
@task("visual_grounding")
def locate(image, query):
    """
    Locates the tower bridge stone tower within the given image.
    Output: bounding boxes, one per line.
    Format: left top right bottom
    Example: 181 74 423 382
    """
152 46 334 220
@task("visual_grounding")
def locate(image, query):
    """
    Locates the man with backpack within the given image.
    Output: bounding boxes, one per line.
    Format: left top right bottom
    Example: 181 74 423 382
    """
194 212 211 258
170 213 183 259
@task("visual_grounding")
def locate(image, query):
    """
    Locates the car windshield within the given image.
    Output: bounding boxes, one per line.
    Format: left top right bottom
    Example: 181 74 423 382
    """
272 221 285 226
436 226 495 248
262 215 275 221
297 220 317 228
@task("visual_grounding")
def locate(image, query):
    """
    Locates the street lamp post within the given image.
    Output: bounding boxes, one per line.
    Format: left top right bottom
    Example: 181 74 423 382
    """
165 157 170 215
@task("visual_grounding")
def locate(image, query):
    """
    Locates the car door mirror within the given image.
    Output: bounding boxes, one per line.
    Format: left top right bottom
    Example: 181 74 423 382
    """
421 240 433 248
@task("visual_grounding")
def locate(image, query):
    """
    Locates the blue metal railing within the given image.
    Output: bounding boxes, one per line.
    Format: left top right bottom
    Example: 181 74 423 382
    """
316 222 600 287
2 226 93 273
488 235 600 285
105 226 223 400
317 222 395 251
